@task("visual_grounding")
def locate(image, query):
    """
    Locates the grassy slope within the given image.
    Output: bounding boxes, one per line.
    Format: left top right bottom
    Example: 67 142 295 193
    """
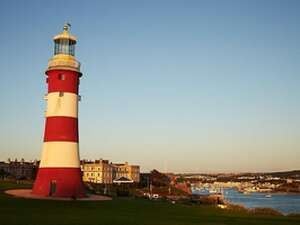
0 181 299 225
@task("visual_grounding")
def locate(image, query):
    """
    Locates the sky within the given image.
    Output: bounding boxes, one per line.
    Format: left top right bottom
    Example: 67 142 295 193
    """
0 0 299 173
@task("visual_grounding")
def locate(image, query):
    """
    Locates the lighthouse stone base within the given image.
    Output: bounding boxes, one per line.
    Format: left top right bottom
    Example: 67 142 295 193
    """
5 189 111 201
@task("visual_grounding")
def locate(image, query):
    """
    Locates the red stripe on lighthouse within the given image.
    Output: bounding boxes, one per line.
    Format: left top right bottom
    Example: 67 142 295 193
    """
32 168 85 197
44 117 78 142
47 70 79 94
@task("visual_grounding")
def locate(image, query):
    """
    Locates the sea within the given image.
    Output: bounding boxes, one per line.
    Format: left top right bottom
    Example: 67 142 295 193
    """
193 188 300 214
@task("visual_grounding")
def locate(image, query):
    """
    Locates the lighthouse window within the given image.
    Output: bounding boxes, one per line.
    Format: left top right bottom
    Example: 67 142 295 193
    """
54 39 75 56
54 43 58 54
69 43 75 56
58 74 65 80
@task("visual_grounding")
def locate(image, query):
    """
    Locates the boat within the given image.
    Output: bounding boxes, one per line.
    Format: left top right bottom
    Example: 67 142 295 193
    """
209 189 218 194
265 194 272 198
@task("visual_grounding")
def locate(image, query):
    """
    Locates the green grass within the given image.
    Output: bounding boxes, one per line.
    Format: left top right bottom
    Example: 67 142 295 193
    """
0 181 299 225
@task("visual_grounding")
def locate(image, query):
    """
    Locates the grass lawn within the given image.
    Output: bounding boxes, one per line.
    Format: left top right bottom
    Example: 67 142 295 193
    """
0 181 299 225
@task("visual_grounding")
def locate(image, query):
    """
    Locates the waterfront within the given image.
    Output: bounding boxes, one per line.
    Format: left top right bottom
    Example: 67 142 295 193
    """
224 188 300 214
193 188 300 214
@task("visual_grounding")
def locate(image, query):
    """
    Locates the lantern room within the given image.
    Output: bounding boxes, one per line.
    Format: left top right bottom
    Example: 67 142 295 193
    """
53 24 77 56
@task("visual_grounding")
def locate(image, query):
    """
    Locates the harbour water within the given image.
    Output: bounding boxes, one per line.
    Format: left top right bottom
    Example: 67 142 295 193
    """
223 188 300 214
193 188 300 214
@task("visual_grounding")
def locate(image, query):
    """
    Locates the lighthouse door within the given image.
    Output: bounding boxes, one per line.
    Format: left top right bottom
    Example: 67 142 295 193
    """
49 180 57 196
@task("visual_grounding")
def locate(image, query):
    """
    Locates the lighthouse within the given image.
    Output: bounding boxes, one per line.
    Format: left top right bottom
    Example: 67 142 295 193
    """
33 24 85 197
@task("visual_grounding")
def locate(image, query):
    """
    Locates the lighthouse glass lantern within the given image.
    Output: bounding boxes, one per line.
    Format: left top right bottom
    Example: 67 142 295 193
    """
32 24 85 198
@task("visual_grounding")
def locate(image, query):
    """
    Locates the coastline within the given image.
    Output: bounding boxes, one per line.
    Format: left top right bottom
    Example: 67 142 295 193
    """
223 201 285 216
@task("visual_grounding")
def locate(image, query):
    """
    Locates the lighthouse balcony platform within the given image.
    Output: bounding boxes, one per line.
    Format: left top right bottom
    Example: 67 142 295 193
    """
47 55 81 73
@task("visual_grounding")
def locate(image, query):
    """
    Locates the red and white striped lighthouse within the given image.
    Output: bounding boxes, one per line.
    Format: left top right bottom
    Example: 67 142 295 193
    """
33 24 85 197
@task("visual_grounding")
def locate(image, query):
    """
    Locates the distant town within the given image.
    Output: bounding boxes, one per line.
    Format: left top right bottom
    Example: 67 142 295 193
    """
181 171 300 194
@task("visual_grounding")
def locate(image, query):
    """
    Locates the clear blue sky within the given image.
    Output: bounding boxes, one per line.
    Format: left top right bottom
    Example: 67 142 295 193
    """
0 0 299 172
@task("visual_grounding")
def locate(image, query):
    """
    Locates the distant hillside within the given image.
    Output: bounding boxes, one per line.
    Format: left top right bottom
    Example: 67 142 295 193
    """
264 170 300 178
178 170 300 179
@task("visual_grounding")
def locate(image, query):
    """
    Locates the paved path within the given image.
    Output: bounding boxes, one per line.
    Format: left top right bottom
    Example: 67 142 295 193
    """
5 189 112 201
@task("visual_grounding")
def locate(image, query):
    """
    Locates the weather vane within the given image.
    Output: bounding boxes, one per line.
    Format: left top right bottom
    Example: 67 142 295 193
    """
63 22 71 31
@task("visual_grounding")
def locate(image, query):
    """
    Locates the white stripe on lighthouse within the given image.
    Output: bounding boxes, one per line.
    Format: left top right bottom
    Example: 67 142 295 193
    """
45 92 79 118
39 142 80 168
